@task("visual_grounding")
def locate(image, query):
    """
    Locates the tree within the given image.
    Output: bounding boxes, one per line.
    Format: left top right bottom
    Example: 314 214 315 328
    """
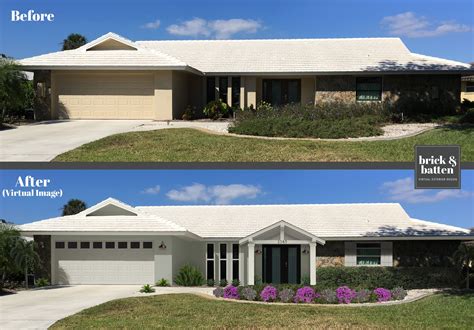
61 33 87 50
0 223 20 290
61 199 87 216
0 57 29 124
10 239 40 289
453 242 474 289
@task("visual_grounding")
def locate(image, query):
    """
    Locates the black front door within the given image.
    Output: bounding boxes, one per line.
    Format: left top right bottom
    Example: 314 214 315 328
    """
262 245 300 284
262 79 301 106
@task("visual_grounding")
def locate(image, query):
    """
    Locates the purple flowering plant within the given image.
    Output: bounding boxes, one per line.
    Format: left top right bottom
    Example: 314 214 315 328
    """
212 287 224 298
374 288 391 302
278 288 295 303
223 285 240 299
260 285 278 302
336 286 356 304
294 286 316 303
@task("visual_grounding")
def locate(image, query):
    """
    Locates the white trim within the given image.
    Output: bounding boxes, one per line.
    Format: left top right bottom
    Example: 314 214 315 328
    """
325 236 474 241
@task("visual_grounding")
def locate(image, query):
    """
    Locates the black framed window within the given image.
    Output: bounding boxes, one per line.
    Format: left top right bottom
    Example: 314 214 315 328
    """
206 243 215 281
466 82 474 93
67 242 77 249
356 243 381 265
80 242 90 249
55 241 65 249
219 77 228 103
206 77 216 103
232 77 241 108
262 79 301 105
130 242 140 249
356 77 382 101
232 244 239 280
93 241 102 249
105 242 115 249
118 242 127 249
220 243 227 280
143 242 153 249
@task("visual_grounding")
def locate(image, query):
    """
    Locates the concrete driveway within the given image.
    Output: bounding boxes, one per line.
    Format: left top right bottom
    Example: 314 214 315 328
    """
0 285 213 329
0 120 151 161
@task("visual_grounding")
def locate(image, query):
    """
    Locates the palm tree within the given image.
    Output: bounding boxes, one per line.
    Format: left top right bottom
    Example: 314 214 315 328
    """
61 33 87 50
0 223 20 290
61 199 87 216
11 239 40 289
453 242 474 289
0 57 27 124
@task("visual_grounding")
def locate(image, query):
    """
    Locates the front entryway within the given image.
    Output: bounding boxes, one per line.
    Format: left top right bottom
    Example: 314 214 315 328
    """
262 79 301 105
262 245 300 284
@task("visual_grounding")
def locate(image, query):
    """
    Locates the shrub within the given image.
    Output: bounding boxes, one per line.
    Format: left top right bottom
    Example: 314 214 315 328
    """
374 288 392 302
219 279 228 287
155 278 170 287
203 100 230 120
35 278 49 287
336 286 356 304
460 109 474 124
316 266 461 290
260 285 278 302
320 289 338 304
231 279 240 287
254 275 263 285
174 264 204 286
300 275 311 286
223 285 239 299
294 286 316 303
140 284 155 293
207 279 215 287
213 287 224 298
279 288 295 303
240 287 257 301
182 105 196 120
353 289 372 303
391 287 408 300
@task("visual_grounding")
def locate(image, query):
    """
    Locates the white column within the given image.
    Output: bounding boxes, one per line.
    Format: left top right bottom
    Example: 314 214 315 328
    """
227 76 232 106
239 247 244 284
310 242 316 285
247 243 255 285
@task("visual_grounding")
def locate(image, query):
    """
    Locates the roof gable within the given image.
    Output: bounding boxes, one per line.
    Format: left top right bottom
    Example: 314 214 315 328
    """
81 32 139 51
79 198 138 217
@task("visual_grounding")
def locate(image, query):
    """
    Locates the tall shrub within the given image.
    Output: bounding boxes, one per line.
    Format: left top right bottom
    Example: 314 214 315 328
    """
174 264 204 286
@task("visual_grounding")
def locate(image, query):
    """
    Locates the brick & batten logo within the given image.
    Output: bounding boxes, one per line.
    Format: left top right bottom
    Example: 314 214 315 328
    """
415 145 461 189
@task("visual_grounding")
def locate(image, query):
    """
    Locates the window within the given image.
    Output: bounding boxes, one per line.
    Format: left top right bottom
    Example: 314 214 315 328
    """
262 79 301 105
105 242 115 249
232 244 239 280
232 77 241 108
356 243 381 265
118 242 127 249
55 241 65 249
67 242 77 249
93 241 102 249
130 242 140 249
206 243 215 281
356 77 382 101
80 242 90 249
466 82 474 93
219 77 228 103
220 243 227 280
143 242 153 249
206 77 216 103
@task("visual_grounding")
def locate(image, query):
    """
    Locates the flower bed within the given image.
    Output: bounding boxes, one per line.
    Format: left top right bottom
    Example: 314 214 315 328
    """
213 285 407 305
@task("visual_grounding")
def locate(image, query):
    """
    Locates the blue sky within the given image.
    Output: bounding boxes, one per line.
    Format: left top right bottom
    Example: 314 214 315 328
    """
0 170 472 229
1 0 472 62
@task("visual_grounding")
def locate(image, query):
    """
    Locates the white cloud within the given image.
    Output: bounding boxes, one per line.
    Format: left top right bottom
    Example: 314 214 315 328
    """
166 183 262 204
381 177 473 204
141 185 161 195
381 12 470 37
167 17 262 39
142 19 161 30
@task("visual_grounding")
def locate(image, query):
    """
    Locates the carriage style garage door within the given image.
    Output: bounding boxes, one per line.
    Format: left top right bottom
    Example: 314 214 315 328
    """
54 241 155 284
56 72 155 120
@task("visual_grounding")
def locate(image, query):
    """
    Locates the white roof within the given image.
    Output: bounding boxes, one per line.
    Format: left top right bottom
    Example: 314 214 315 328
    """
20 33 471 74
19 198 471 239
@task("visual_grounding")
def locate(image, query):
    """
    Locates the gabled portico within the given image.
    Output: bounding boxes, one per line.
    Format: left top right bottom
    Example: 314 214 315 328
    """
239 220 325 285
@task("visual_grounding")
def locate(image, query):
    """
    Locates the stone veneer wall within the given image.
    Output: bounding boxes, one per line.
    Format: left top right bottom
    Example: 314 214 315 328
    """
315 74 461 113
392 240 461 267
34 235 51 280
33 70 52 120
316 241 345 267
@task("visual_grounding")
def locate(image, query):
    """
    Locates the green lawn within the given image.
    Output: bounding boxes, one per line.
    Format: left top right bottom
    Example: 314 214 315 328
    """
50 292 474 329
53 126 474 162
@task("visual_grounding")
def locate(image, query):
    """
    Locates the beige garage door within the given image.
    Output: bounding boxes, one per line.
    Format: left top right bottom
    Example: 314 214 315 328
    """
56 73 155 119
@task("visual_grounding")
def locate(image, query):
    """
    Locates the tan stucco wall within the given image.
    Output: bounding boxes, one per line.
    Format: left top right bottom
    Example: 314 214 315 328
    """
154 70 173 120
461 81 474 102
301 77 316 105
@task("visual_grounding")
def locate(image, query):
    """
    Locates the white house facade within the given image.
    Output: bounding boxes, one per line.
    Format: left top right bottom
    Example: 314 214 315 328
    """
19 198 473 286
